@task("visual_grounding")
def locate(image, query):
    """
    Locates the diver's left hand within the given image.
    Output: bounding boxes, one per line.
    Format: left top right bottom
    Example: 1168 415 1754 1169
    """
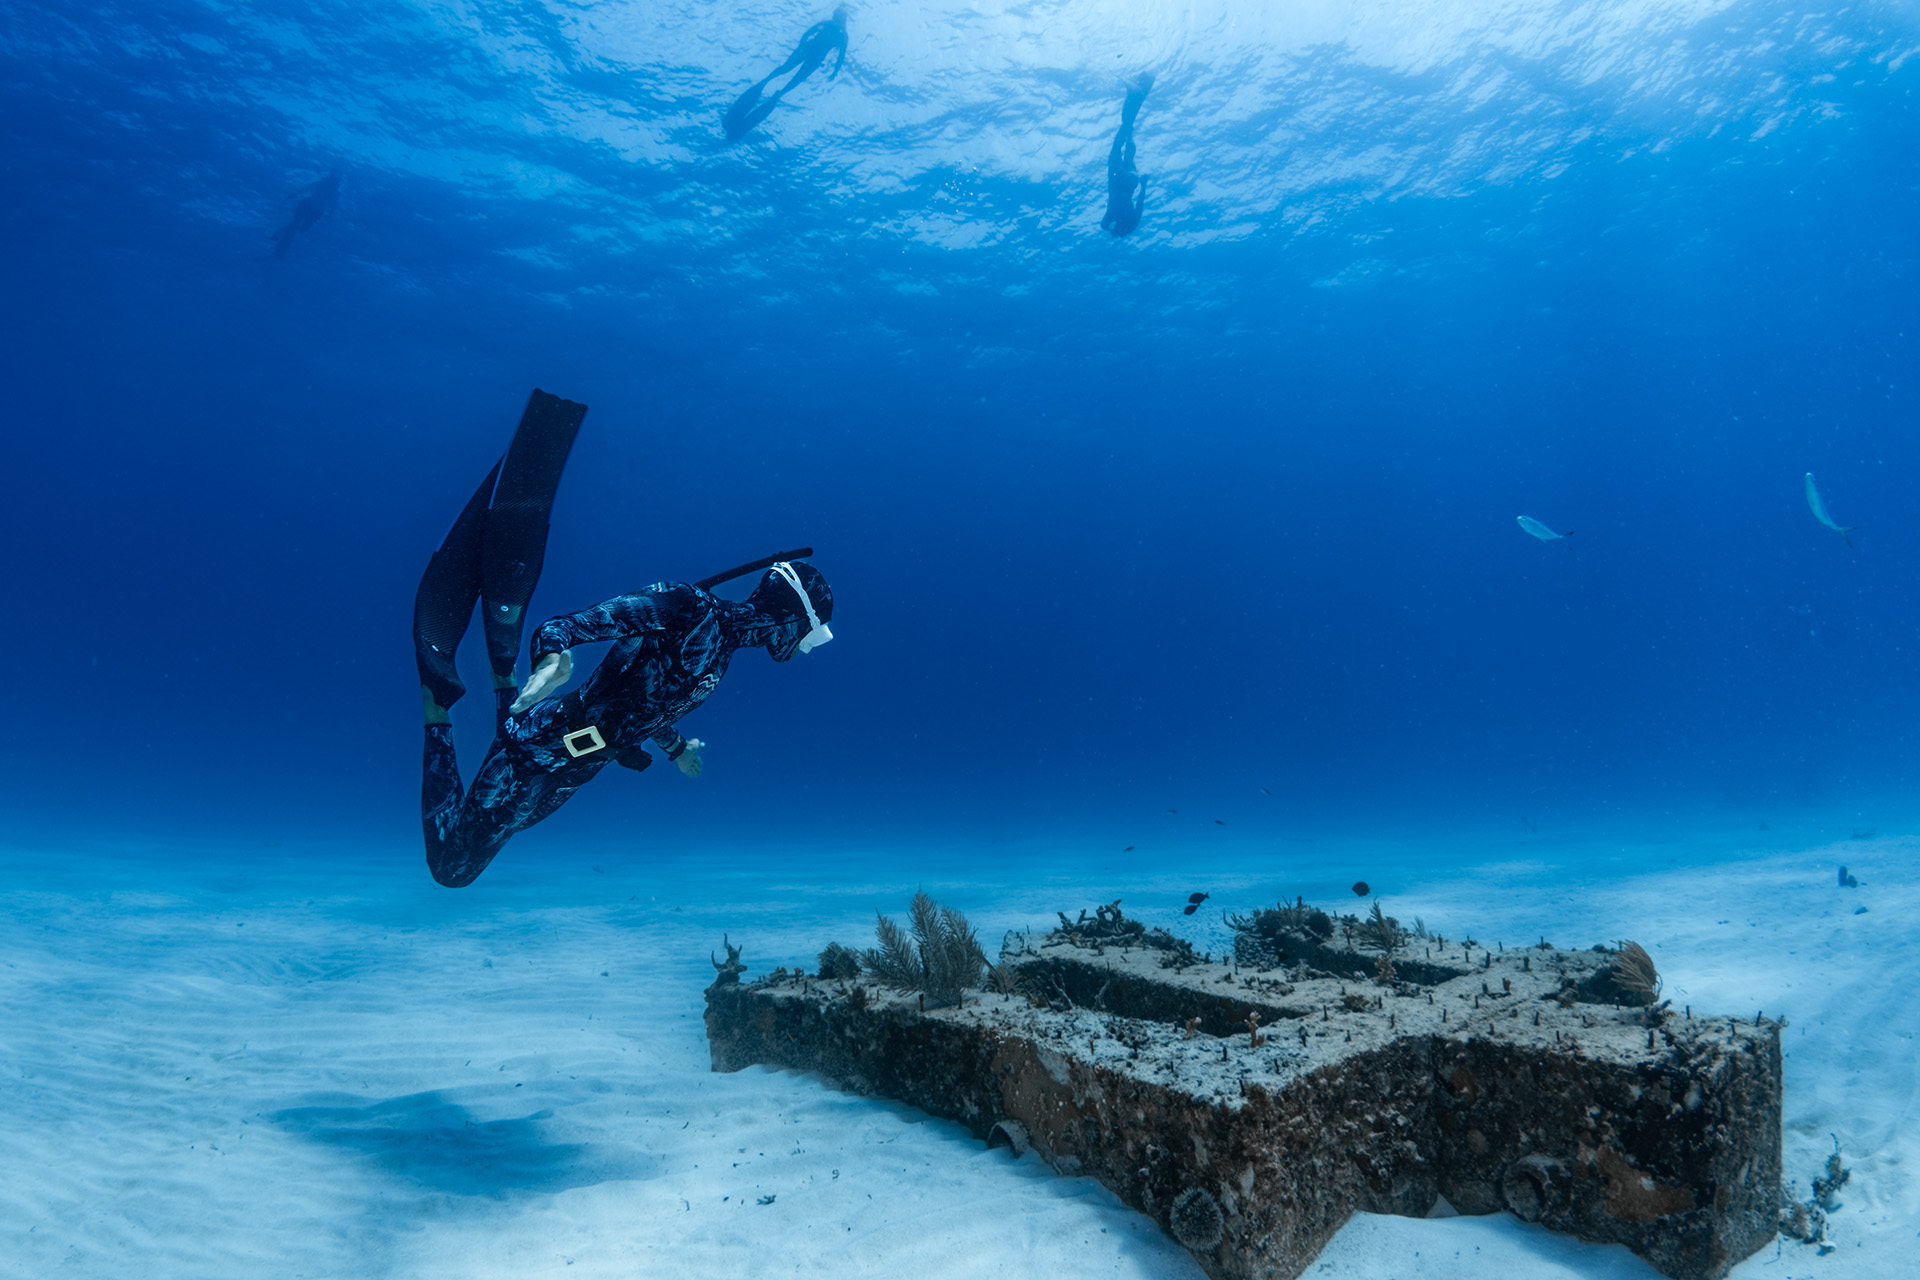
510 649 573 713
676 739 705 778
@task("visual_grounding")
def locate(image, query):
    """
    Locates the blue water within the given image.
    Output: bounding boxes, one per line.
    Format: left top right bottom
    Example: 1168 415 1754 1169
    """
2 6 1918 1271
8 2 1919 862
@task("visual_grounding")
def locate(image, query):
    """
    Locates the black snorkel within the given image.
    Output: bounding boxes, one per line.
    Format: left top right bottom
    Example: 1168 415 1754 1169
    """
695 547 814 591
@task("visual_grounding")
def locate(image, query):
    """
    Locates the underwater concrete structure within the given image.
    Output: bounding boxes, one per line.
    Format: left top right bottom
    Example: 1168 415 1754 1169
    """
705 908 1782 1280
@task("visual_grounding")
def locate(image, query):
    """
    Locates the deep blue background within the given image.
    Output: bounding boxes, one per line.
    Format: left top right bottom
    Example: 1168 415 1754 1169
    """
4 1 1918 865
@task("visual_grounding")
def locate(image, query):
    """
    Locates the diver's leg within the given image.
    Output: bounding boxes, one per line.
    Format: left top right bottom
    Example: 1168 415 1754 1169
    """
414 458 501 711
765 46 808 81
480 389 588 686
422 722 473 883
428 750 605 888
516 762 604 831
774 52 831 100
424 742 521 888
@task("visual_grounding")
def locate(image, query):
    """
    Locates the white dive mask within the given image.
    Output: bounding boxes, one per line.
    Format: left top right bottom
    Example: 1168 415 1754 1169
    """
769 561 833 654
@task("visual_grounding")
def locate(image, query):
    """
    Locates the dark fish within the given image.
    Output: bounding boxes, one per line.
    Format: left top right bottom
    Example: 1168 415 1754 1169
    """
1214 820 1225 826
1260 787 1271 795
1123 845 1135 852
1351 881 1370 897
1166 809 1177 814
1183 892 1209 915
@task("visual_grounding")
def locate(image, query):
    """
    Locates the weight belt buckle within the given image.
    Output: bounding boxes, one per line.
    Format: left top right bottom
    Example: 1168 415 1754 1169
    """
562 725 606 758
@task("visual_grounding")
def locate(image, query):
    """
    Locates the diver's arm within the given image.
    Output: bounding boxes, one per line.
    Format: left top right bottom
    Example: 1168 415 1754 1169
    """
1133 176 1148 218
517 595 664 710
529 591 671 657
829 37 847 80
653 727 705 777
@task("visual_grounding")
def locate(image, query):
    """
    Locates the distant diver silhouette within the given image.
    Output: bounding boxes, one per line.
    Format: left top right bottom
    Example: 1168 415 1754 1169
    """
412 390 834 888
1101 75 1153 237
271 172 339 259
723 7 849 142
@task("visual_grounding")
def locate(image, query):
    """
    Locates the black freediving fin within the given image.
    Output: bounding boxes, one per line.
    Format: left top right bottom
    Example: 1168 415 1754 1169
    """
413 458 501 709
481 389 588 680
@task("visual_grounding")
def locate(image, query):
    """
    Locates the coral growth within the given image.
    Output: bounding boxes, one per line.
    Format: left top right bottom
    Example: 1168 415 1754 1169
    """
1813 1137 1850 1210
1169 1186 1224 1251
1782 1138 1850 1249
1056 900 1144 944
1052 900 1202 968
864 891 987 1008
985 963 1027 996
1360 901 1403 952
1227 896 1334 966
816 942 862 980
710 935 746 987
1609 941 1661 1007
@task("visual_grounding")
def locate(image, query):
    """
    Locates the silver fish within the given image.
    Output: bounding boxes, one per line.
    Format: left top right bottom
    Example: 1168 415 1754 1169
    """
1804 473 1855 544
1516 515 1573 541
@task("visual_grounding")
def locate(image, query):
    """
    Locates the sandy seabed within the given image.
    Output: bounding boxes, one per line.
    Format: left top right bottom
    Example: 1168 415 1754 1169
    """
1 830 1912 1279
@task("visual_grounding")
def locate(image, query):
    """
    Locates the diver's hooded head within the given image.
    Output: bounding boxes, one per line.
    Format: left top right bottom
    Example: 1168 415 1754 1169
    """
745 561 833 662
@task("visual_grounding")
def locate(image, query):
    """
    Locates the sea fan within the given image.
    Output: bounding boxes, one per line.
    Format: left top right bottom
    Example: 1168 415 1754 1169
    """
1609 941 1661 1006
865 891 987 1008
1360 901 1402 952
864 911 918 989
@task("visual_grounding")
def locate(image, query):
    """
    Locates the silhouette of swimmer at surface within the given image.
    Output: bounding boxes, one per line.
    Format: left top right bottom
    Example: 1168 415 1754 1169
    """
723 7 849 142
1102 76 1153 237
271 171 339 258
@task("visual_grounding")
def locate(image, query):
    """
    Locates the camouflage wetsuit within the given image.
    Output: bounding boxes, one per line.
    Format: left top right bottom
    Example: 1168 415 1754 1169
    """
423 577 820 887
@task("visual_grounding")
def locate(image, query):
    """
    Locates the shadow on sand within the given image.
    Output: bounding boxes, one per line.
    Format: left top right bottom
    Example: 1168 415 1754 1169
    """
271 1090 650 1196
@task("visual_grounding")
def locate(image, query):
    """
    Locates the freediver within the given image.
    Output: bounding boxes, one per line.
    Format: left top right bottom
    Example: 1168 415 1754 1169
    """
722 7 849 142
412 390 835 888
271 171 339 259
1101 76 1153 237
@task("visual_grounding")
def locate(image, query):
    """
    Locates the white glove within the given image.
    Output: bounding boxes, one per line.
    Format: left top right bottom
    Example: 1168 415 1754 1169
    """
676 738 705 778
510 649 573 713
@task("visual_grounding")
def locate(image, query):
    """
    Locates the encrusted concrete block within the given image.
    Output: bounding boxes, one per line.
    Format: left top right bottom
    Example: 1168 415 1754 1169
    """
705 919 1780 1280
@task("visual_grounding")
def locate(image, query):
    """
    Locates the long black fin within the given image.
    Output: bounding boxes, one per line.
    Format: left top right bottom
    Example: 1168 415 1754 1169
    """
413 459 501 709
481 389 588 679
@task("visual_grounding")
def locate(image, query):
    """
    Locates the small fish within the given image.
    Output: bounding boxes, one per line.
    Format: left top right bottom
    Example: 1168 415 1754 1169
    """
1351 880 1370 897
1214 819 1225 826
1123 845 1135 852
1166 809 1177 814
1183 892 1209 915
1804 473 1855 545
1516 515 1573 541
1259 787 1271 796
